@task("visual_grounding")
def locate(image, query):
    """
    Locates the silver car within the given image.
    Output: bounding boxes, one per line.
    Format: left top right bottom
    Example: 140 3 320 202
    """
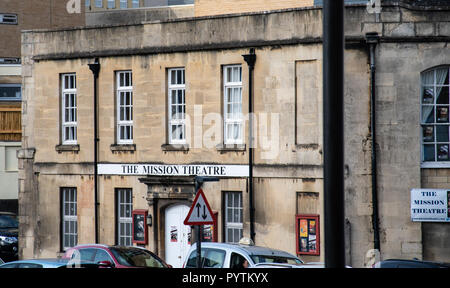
182 241 304 268
0 258 100 268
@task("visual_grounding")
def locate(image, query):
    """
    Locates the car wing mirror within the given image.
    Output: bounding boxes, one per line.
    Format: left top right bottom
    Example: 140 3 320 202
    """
97 260 114 268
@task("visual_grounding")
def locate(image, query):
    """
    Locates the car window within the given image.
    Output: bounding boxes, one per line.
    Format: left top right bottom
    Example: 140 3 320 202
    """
78 248 97 262
94 249 113 263
230 252 248 269
185 249 206 268
250 255 302 265
110 247 165 268
203 249 226 268
18 263 43 268
0 263 17 268
0 215 18 229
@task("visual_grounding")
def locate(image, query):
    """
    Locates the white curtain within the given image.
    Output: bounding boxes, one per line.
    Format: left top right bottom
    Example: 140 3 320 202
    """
421 70 435 123
435 68 448 102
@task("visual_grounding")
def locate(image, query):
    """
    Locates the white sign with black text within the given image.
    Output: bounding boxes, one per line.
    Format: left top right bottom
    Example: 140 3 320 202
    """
98 163 249 177
411 189 450 222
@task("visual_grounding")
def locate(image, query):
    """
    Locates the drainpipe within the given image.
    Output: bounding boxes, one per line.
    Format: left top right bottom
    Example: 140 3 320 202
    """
243 48 256 242
366 32 381 253
88 58 100 244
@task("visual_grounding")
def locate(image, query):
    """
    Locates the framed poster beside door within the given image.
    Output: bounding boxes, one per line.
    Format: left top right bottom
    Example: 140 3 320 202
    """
132 210 148 245
296 214 320 256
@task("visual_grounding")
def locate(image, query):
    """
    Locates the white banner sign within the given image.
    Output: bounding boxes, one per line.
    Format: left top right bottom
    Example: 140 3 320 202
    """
98 163 249 177
411 189 450 222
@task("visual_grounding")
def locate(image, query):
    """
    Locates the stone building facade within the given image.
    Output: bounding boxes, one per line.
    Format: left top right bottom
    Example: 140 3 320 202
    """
19 1 450 267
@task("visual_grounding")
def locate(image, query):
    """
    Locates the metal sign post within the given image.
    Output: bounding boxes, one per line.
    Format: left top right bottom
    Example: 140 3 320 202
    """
184 176 219 268
323 0 346 268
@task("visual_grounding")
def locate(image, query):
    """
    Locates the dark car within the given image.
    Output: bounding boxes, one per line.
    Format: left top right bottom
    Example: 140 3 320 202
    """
373 259 450 268
0 213 18 262
63 244 171 268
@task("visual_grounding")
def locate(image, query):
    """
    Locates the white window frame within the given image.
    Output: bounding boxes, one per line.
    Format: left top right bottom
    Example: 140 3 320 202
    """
107 0 115 8
168 68 186 144
95 0 103 7
120 0 128 9
0 84 21 101
62 187 78 251
420 66 450 168
132 0 139 8
223 65 243 145
224 191 243 244
117 188 132 246
116 71 133 144
0 14 18 25
61 74 77 145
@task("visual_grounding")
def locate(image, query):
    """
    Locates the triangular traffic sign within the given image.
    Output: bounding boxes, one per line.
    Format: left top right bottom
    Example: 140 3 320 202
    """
184 189 214 225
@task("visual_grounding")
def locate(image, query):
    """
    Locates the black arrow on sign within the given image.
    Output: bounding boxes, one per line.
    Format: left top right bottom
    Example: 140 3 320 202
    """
196 203 201 218
202 206 207 220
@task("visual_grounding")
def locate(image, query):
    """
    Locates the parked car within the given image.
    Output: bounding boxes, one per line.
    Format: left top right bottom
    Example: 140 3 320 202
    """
373 259 450 268
0 258 101 268
182 240 304 268
63 244 170 268
0 213 18 262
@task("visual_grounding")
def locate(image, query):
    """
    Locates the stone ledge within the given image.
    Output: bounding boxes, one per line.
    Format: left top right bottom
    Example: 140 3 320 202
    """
110 144 136 153
55 145 79 153
161 143 189 152
216 143 246 153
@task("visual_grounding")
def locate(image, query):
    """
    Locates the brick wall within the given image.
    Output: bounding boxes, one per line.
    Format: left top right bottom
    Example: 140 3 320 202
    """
194 0 314 17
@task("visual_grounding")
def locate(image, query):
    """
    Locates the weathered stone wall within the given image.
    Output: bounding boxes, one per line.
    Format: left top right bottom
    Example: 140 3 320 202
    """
194 0 314 17
86 5 194 26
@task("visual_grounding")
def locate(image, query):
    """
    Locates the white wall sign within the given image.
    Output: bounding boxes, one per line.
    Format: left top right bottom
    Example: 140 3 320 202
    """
98 163 249 177
411 189 450 222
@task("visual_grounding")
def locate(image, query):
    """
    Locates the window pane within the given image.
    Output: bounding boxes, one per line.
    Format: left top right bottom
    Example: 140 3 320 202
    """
437 87 449 105
422 107 434 123
437 144 449 161
437 107 449 123
170 70 176 85
0 85 21 100
423 145 434 161
171 90 177 104
422 86 434 104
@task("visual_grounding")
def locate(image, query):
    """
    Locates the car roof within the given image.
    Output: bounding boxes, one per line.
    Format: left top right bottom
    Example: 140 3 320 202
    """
190 242 300 259
381 259 450 267
0 258 98 268
1 258 70 267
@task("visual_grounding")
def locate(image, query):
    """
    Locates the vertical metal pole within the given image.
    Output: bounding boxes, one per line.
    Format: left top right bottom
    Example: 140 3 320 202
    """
323 0 345 268
195 180 202 268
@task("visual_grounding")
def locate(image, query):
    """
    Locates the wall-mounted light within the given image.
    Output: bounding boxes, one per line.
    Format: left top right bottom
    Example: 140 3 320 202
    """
147 214 152 227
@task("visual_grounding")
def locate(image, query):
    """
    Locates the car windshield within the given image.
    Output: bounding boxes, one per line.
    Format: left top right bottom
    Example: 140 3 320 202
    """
250 255 303 265
0 215 18 229
109 247 166 268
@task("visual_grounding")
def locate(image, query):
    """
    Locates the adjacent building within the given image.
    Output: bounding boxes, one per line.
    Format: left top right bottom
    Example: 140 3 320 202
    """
0 0 84 214
18 0 450 268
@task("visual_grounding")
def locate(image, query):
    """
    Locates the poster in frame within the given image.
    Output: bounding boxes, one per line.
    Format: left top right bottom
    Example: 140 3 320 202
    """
296 214 320 256
132 210 148 245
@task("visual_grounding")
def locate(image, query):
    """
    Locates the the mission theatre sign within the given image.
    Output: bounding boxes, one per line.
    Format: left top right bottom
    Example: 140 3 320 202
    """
98 163 249 178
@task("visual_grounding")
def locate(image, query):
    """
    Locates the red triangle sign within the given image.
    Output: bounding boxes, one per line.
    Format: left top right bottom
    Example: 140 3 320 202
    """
184 189 215 225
